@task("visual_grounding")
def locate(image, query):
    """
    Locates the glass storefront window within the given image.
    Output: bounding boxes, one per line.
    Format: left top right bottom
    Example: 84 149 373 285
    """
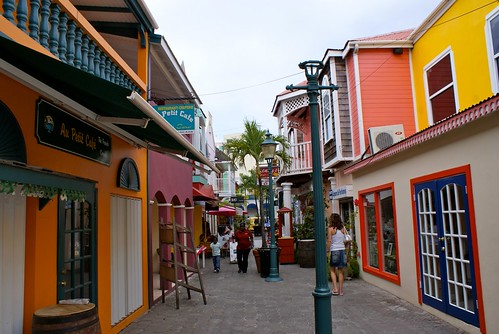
360 184 399 283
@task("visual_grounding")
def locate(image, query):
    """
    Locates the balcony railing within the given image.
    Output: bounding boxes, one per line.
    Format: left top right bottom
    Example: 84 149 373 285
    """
1 0 143 93
213 176 236 198
281 141 313 176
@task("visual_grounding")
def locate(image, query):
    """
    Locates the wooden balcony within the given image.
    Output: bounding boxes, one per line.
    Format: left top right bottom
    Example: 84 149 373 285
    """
1 0 144 93
282 141 313 176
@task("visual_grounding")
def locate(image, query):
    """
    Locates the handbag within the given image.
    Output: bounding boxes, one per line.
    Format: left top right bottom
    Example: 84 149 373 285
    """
344 229 352 243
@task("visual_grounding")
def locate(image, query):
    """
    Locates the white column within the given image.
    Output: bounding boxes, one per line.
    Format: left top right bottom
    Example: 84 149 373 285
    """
282 182 293 236
328 177 340 214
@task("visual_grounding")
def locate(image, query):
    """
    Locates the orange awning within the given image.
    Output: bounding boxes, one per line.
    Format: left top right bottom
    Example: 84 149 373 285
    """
192 184 217 201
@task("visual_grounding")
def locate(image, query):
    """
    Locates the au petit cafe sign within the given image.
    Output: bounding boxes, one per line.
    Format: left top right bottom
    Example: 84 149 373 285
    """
153 104 195 134
35 99 111 165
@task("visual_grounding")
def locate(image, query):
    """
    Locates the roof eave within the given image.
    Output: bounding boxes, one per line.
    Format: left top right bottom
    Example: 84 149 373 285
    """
344 94 499 175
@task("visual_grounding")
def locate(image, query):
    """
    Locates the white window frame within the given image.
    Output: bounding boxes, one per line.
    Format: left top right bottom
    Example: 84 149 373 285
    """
321 76 333 143
485 6 499 94
423 47 459 125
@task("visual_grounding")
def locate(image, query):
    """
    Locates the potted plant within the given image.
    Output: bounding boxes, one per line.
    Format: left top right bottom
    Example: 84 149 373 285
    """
293 206 316 268
345 200 360 279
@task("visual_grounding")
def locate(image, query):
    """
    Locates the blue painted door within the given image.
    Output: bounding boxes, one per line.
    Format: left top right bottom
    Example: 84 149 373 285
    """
414 174 479 327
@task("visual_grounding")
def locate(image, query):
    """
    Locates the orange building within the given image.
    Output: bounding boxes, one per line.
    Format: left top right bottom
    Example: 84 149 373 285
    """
0 1 216 333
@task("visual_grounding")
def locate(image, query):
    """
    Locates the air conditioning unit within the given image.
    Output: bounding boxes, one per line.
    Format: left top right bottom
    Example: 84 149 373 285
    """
368 124 405 154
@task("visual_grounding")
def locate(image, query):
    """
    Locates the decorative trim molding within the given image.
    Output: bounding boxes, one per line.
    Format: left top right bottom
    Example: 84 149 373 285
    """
345 95 499 174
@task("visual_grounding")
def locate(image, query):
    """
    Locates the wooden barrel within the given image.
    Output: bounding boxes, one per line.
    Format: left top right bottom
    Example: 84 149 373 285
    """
32 303 101 333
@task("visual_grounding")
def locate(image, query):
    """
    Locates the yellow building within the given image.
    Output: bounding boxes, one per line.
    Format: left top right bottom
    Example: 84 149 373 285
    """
345 1 499 333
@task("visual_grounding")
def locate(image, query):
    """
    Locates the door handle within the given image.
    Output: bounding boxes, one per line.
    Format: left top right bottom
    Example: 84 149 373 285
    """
441 247 445 251
60 281 67 286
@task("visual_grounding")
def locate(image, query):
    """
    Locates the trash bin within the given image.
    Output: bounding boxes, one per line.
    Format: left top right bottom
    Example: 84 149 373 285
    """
258 248 280 278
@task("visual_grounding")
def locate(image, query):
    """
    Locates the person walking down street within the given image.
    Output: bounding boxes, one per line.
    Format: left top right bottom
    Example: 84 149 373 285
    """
210 236 222 273
234 222 254 273
327 213 347 296
220 226 233 258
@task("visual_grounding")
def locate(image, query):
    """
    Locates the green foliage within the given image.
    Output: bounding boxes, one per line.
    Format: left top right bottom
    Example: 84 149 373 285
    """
222 119 291 248
293 189 330 241
344 205 359 278
232 215 246 231
293 206 315 240
239 170 258 196
347 257 360 278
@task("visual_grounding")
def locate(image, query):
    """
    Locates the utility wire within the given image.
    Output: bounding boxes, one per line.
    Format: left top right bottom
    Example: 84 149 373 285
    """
199 72 303 96
155 2 497 101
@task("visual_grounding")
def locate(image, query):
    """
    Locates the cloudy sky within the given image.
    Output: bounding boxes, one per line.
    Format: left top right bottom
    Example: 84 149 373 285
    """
145 0 442 143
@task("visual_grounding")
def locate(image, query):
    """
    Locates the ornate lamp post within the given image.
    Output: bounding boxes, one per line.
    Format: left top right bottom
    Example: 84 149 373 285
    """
261 130 282 282
286 61 338 333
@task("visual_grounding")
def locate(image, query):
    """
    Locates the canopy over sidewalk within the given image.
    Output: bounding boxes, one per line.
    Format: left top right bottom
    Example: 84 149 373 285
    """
207 205 247 216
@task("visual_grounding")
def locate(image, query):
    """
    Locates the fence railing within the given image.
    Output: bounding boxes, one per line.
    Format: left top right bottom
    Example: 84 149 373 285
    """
1 0 143 93
213 176 236 198
282 141 313 175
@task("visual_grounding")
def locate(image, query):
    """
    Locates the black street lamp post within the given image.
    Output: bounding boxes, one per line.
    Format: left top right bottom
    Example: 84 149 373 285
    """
286 61 338 333
261 130 282 282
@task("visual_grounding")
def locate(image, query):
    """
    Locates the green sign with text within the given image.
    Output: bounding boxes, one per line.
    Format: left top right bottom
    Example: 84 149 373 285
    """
153 104 195 133
35 100 112 165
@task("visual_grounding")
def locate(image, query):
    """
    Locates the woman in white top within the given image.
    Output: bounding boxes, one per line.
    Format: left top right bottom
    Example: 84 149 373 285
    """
326 213 347 296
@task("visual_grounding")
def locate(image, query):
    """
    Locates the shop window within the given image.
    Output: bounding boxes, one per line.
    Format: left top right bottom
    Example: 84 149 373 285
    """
321 76 333 143
359 184 399 284
425 52 457 124
0 100 27 163
118 158 140 191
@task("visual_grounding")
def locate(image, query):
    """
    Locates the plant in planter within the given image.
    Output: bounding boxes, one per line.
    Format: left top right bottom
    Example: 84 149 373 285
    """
293 206 316 268
293 206 315 240
345 200 360 279
293 190 330 268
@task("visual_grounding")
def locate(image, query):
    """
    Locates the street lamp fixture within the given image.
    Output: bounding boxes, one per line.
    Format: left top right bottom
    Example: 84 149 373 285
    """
286 61 338 334
261 130 282 282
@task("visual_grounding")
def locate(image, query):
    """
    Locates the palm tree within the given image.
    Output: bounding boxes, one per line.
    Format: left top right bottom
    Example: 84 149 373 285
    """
239 169 258 199
223 119 290 247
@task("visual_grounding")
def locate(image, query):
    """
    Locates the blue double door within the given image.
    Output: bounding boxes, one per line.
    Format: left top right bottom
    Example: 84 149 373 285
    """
414 174 479 327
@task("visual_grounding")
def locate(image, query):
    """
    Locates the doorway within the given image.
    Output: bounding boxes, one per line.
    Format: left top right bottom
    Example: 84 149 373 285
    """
414 174 479 327
57 192 97 303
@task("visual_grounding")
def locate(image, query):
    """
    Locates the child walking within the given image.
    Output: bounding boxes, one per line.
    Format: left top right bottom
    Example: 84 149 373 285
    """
210 236 222 273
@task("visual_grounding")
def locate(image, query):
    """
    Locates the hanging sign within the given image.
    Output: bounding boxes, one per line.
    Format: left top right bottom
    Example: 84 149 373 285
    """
35 99 111 165
260 166 279 178
330 185 353 200
230 196 244 203
153 104 195 133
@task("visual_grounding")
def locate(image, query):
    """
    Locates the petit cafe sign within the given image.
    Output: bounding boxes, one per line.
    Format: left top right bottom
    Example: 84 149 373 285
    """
153 104 195 134
35 100 111 165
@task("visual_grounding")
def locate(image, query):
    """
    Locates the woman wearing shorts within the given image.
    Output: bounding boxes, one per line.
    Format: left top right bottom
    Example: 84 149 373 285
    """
327 213 347 296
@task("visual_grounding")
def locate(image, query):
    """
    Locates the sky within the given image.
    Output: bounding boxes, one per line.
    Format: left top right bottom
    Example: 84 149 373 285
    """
145 0 442 143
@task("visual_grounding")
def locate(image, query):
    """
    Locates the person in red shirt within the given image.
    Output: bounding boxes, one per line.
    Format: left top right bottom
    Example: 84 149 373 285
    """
234 222 254 273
